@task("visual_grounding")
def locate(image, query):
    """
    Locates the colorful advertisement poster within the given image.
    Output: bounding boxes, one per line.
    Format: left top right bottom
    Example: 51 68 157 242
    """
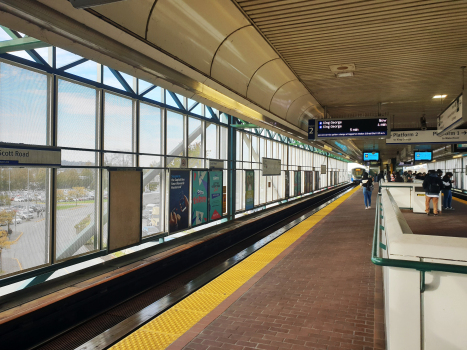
209 171 223 221
192 171 208 226
168 170 190 233
294 171 299 196
297 171 302 195
245 170 255 210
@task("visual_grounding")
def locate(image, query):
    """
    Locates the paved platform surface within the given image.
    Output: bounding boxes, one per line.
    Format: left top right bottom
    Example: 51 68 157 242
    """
401 195 467 238
180 188 384 350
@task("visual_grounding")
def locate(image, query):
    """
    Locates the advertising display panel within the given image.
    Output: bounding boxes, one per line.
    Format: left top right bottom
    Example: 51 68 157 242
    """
285 171 290 198
245 170 255 210
304 172 309 193
168 170 190 233
363 151 380 161
209 171 223 221
297 171 302 195
192 170 208 227
415 151 433 161
309 171 314 193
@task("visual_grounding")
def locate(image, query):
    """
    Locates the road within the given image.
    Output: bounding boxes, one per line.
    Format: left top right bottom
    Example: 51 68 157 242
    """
1 191 162 276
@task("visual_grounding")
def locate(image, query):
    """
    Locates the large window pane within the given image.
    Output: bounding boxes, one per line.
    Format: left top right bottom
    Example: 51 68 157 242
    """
0 168 50 277
0 63 48 145
55 168 98 261
188 117 203 162
206 123 218 159
166 111 185 156
58 79 96 149
243 134 251 162
219 126 228 160
142 169 163 238
140 103 162 155
104 93 133 152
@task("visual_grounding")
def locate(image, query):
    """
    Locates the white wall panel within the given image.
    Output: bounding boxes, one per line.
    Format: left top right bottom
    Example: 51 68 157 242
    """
211 26 278 96
247 59 296 110
286 94 321 124
95 0 154 38
147 0 249 74
269 80 308 119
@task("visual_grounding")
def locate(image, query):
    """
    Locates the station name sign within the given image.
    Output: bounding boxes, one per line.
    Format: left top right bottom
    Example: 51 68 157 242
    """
437 94 465 136
386 129 467 144
0 146 61 166
311 117 389 140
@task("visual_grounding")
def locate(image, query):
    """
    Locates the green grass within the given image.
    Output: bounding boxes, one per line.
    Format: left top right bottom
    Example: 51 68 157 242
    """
57 204 83 210
57 200 95 205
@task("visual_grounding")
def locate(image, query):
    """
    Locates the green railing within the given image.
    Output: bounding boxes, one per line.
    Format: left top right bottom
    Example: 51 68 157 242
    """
371 191 467 291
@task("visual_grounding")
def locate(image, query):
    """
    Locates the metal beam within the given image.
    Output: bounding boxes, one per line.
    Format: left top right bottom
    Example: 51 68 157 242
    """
230 123 257 129
0 25 48 65
0 36 50 54
108 67 134 93
58 57 88 71
167 91 185 111
140 84 156 97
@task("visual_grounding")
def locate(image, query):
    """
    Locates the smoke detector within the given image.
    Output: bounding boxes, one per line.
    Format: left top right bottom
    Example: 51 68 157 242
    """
329 63 356 78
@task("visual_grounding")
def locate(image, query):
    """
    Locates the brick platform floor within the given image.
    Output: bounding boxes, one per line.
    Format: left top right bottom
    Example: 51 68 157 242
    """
401 195 467 238
182 188 384 350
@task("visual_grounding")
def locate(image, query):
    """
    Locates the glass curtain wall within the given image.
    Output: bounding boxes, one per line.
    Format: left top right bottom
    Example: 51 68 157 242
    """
0 38 350 280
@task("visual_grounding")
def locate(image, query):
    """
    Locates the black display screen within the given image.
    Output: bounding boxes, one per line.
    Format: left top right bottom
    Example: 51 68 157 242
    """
316 118 388 138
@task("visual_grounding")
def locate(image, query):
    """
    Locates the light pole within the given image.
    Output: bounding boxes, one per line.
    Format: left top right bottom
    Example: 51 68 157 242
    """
8 168 11 207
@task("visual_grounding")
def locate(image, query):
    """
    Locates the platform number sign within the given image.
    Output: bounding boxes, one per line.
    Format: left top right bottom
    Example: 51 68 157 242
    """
308 119 315 140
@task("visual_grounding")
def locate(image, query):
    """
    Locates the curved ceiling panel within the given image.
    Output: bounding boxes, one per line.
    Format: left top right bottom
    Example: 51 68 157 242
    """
246 58 296 110
147 0 249 74
210 26 278 96
286 95 322 125
94 0 154 38
269 80 309 119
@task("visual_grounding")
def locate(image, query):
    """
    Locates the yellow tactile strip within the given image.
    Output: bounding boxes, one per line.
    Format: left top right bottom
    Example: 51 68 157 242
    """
110 187 359 350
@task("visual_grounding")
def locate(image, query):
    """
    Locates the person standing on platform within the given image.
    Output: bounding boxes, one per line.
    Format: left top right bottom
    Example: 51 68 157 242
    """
386 171 392 182
394 173 404 182
377 171 384 184
361 173 374 209
423 170 444 216
442 172 454 210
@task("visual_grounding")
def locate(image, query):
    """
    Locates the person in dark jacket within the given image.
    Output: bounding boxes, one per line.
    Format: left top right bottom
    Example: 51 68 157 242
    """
423 170 444 216
361 173 373 209
442 172 454 210
394 173 404 182
377 171 384 184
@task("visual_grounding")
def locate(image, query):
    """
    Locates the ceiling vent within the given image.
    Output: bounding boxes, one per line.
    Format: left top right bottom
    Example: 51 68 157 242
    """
329 63 356 78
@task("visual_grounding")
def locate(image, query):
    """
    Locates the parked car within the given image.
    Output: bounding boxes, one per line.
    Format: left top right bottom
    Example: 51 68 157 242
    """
13 218 22 224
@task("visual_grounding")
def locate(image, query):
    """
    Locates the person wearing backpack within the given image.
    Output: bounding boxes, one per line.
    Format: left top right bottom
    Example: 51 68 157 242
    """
422 170 444 216
442 172 454 210
360 173 374 209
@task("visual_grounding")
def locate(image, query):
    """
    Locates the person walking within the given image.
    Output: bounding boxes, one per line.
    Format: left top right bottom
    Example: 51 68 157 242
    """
361 173 374 209
442 172 454 210
423 170 444 216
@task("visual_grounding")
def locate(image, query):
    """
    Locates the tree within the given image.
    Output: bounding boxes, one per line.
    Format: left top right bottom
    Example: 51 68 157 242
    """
68 187 87 205
0 210 16 273
0 195 11 207
57 189 66 202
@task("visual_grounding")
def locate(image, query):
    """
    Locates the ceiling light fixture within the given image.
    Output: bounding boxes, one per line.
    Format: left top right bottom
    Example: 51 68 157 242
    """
336 72 354 78
433 95 447 99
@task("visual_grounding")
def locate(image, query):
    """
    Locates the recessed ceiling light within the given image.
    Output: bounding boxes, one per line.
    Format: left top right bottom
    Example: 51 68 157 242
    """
433 95 447 99
336 72 354 78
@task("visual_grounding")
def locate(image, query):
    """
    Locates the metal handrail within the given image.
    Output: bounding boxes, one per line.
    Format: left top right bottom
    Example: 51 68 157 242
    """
371 193 467 275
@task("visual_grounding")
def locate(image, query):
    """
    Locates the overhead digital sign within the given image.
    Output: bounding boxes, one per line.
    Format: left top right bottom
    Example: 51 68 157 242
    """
315 117 389 139
414 151 433 161
363 152 379 162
